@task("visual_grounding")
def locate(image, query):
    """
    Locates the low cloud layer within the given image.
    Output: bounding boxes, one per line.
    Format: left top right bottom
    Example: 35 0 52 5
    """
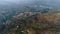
0 0 60 9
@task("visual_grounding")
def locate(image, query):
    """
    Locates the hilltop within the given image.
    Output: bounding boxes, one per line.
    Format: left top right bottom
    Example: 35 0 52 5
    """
0 10 59 34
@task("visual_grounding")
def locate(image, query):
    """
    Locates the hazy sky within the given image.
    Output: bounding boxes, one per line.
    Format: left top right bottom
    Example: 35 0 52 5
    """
0 0 20 4
0 0 60 9
0 0 60 4
0 0 34 4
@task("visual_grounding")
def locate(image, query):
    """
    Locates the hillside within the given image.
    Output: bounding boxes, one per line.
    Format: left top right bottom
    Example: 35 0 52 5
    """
0 11 60 34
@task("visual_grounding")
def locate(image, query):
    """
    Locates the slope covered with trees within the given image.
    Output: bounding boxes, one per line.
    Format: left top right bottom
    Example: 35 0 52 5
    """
1 10 60 34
